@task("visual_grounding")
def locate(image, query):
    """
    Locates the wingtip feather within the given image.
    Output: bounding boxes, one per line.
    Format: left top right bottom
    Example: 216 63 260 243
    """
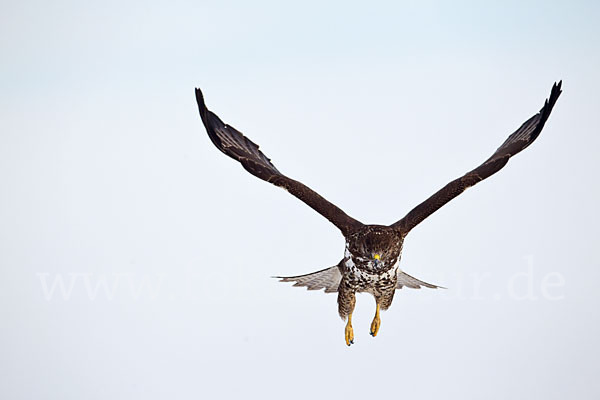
195 87 206 110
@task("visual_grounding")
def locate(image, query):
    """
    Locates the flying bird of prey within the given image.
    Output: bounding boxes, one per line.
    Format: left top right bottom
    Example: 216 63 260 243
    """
195 81 562 346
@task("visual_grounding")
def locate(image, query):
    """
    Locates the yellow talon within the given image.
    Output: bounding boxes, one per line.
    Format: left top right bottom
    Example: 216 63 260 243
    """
370 304 381 337
345 314 354 346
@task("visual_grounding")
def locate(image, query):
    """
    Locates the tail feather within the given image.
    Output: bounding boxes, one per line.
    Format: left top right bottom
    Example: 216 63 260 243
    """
276 264 443 293
275 264 342 293
397 270 443 289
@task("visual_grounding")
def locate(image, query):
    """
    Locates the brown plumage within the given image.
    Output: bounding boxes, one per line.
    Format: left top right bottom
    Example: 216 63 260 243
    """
195 81 562 346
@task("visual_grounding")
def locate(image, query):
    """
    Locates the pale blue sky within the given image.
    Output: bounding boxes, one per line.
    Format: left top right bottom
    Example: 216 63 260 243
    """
1 1 599 399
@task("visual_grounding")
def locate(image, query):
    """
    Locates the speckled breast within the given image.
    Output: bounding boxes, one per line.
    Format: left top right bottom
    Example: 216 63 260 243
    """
342 255 400 295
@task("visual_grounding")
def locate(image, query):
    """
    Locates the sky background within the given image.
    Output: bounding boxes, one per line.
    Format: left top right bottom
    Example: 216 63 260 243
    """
1 0 599 399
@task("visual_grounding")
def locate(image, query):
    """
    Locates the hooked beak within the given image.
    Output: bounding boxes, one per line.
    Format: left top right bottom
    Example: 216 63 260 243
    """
373 254 381 268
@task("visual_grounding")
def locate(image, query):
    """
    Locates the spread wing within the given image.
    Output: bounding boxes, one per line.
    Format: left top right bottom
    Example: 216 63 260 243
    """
396 270 442 289
275 264 343 293
391 81 562 236
196 89 363 236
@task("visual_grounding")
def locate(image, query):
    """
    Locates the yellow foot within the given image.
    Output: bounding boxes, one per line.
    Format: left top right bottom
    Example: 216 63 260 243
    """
345 315 354 346
370 304 381 337
370 316 381 337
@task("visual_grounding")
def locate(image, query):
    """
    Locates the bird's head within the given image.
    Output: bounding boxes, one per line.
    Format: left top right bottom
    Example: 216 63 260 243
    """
345 226 403 272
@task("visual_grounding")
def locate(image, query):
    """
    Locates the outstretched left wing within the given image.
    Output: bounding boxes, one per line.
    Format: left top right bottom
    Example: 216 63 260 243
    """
196 89 363 236
391 81 562 236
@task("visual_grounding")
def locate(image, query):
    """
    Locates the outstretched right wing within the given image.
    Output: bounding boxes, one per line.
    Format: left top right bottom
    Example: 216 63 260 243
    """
196 89 363 236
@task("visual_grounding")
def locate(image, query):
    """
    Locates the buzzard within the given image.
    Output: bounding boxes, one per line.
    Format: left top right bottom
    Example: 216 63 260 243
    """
195 81 562 346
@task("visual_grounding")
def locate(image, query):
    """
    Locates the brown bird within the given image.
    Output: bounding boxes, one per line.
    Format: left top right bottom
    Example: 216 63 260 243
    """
195 81 562 346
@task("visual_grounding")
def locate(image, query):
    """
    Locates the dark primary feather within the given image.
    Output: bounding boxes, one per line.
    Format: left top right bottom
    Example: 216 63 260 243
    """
195 89 363 235
391 81 562 236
